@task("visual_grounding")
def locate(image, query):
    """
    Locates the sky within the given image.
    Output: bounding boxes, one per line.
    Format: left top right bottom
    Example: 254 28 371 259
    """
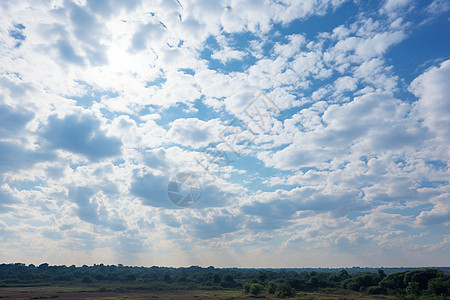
0 0 449 268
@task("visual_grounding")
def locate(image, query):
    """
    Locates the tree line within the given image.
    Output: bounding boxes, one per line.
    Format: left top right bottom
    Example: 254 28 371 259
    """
0 263 449 298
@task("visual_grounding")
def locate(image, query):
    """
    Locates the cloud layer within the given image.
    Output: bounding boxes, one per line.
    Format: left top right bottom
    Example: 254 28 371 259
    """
0 0 449 267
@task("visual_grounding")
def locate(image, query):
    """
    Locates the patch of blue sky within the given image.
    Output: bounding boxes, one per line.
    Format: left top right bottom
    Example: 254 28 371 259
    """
425 160 448 171
201 51 256 74
9 30 25 41
200 33 257 74
272 0 361 40
112 158 126 167
72 89 118 109
99 107 121 121
346 211 369 221
222 155 290 192
150 101 212 130
410 228 450 244
9 179 45 191
221 31 259 50
386 12 450 86
419 180 448 188
145 77 167 87
383 202 435 216
178 68 195 75
9 23 26 48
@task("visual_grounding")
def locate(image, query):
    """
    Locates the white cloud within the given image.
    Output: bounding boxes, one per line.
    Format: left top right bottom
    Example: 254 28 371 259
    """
0 0 449 267
381 0 412 13
415 193 450 226
168 118 224 148
411 60 450 143
426 0 450 14
211 47 247 63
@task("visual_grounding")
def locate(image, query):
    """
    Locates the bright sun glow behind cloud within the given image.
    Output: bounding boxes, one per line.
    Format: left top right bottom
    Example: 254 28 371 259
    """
0 0 449 267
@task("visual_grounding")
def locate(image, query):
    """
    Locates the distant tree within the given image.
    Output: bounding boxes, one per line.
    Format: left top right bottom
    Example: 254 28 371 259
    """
307 276 320 290
276 282 294 298
127 274 137 281
377 269 386 281
212 274 221 284
427 277 450 296
249 283 264 295
288 277 305 291
257 271 268 282
82 276 93 283
94 274 106 281
339 269 349 280
223 274 234 283
243 282 251 294
38 263 49 269
366 286 387 295
406 281 419 297
221 276 236 288
267 281 277 294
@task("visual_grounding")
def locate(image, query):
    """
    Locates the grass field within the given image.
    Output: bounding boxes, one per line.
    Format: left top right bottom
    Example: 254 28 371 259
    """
0 286 394 300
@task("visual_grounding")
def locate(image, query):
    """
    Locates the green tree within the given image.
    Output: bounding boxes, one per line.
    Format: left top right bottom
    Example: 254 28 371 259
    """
243 282 251 294
339 269 349 280
267 281 277 294
367 286 387 295
406 282 419 297
427 277 450 296
377 269 386 281
212 273 221 284
249 283 264 295
276 282 294 298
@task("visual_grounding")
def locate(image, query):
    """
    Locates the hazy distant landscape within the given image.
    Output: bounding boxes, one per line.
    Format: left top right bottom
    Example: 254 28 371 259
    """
1 1 449 299
1 264 449 299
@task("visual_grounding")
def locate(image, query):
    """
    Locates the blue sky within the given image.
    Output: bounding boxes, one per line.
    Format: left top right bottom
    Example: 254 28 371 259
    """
0 0 449 267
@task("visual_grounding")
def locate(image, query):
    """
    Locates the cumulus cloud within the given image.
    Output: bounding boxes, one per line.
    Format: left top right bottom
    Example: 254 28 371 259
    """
211 48 247 63
0 0 449 267
168 118 224 148
41 114 122 161
411 60 450 143
415 193 450 226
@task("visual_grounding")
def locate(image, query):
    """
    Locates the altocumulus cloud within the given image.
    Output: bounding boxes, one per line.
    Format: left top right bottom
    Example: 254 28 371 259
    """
0 0 449 267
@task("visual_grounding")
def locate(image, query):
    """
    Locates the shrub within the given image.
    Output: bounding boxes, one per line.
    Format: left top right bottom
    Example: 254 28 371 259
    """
276 282 294 298
367 286 387 295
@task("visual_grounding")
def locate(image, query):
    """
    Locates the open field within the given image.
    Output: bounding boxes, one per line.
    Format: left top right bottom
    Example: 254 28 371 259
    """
0 286 395 300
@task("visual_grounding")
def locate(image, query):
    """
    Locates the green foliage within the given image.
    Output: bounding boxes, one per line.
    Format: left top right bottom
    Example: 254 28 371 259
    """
342 273 376 291
406 282 419 296
0 263 448 299
257 271 268 282
366 285 387 295
339 269 350 280
379 268 444 296
427 277 450 296
248 283 264 295
275 282 294 298
377 269 386 281
212 273 221 284
243 282 251 294
267 281 277 294
81 276 92 283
